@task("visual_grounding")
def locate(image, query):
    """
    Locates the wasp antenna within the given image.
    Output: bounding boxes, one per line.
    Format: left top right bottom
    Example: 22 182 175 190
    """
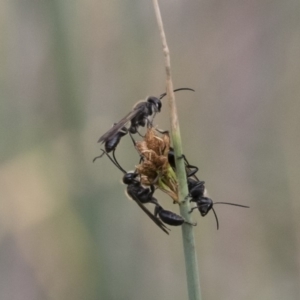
155 128 169 135
214 202 249 208
92 151 105 163
111 149 125 172
128 132 137 146
100 149 126 174
173 87 195 93
159 87 195 99
137 131 144 137
129 132 145 167
211 207 219 230
159 92 167 99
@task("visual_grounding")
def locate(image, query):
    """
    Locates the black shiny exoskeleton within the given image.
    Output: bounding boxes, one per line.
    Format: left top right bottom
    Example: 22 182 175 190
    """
100 150 170 234
188 178 205 198
154 205 196 226
97 88 194 145
104 125 128 153
125 174 157 206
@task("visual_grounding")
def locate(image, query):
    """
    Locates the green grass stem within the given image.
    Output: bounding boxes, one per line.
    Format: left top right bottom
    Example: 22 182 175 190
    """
152 1 202 300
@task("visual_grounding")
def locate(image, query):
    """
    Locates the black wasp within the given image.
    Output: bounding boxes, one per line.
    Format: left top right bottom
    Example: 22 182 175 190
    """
168 149 249 229
100 149 170 234
97 87 194 148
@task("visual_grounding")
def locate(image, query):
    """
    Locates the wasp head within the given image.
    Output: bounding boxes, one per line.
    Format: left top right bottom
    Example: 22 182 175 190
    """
123 172 139 185
147 97 162 113
198 197 213 216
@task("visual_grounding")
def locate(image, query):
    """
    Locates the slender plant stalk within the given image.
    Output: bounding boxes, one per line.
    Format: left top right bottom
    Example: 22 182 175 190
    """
152 1 202 300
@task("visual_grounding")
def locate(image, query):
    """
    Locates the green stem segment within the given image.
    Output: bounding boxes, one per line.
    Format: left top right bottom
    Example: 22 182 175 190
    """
174 133 202 300
152 1 202 300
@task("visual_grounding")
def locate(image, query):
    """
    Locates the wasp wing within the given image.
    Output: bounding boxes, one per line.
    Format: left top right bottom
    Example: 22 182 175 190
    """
98 108 141 143
133 198 170 234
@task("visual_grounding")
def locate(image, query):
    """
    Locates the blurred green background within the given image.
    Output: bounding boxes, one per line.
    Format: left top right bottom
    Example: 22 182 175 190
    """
1 0 300 299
